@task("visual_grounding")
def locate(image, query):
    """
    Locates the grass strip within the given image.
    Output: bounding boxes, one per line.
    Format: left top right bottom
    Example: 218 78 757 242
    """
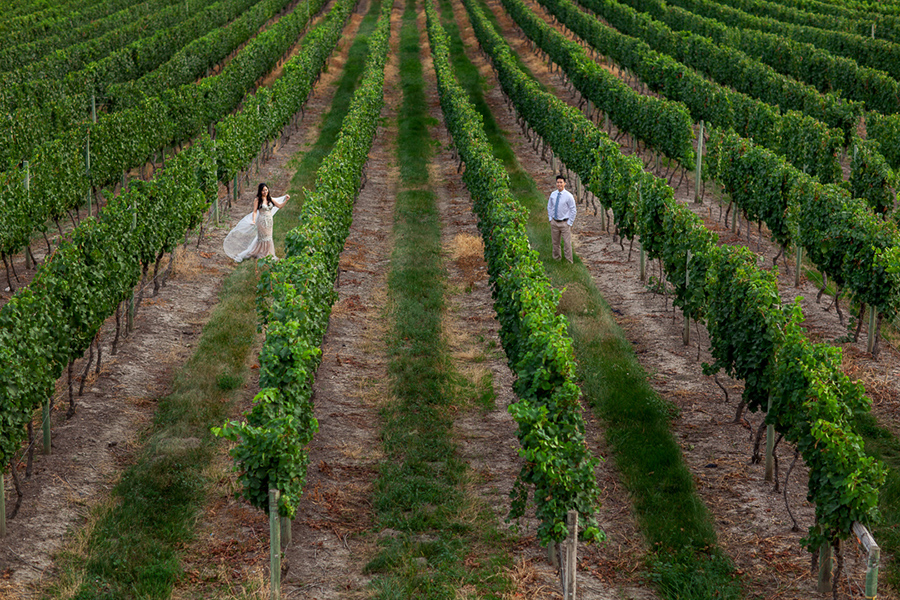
363 0 512 595
562 273 740 599
438 0 742 596
47 265 260 600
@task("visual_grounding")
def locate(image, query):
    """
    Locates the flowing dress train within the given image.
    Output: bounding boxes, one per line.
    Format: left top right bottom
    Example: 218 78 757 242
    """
223 198 284 262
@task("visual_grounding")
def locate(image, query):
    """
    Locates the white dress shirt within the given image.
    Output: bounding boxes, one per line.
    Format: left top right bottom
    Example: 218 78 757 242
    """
547 189 576 226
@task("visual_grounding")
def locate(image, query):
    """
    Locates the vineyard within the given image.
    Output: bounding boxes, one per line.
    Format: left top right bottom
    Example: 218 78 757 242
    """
1 0 900 597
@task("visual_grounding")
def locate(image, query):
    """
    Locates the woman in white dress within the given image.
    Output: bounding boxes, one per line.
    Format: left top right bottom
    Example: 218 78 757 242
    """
224 183 290 262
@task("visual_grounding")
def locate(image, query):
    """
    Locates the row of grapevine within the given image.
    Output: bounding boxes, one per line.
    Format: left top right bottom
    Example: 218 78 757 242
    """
592 134 886 554
709 0 900 46
105 0 297 111
0 139 217 485
614 0 900 176
461 0 884 551
1 0 222 90
0 0 354 507
659 0 900 82
0 0 125 47
849 138 897 215
620 0 900 117
767 0 891 21
707 128 900 318
214 0 392 519
0 0 329 270
500 0 695 169
0 0 184 72
425 0 602 544
0 0 269 169
534 0 840 184
812 0 900 17
536 0 898 213
869 112 900 172
0 1 53 25
569 0 861 145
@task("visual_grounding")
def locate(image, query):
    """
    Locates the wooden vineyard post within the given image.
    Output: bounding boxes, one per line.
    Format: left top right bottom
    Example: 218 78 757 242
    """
213 141 220 227
127 294 135 334
127 192 137 336
85 132 92 218
233 175 239 206
867 305 877 354
694 121 704 204
43 400 51 455
89 95 96 219
818 542 833 593
764 396 774 482
1 472 5 537
281 514 292 547
639 247 645 281
24 161 31 269
269 489 281 600
89 96 97 218
547 541 559 570
853 521 880 600
794 223 803 288
683 251 691 345
639 186 646 282
562 510 577 600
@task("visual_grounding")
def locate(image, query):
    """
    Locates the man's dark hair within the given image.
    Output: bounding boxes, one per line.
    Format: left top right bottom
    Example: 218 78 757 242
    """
556 174 566 181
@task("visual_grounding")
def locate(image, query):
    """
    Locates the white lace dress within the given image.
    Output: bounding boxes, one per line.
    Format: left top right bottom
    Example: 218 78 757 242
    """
223 197 285 262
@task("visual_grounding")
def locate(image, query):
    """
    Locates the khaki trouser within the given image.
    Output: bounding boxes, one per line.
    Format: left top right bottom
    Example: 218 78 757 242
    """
550 219 573 263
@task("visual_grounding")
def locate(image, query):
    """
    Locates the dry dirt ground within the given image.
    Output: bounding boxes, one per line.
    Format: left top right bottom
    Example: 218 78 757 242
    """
3 0 900 599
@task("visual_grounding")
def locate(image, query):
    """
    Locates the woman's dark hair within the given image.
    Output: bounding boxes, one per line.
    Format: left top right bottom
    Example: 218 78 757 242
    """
256 182 269 209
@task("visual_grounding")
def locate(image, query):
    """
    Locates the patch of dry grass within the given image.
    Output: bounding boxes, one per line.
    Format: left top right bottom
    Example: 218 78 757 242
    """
842 348 898 408
449 233 484 261
449 233 487 290
556 282 589 316
172 248 203 281
503 558 561 600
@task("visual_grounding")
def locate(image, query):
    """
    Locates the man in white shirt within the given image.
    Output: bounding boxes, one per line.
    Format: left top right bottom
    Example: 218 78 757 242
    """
547 174 576 263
